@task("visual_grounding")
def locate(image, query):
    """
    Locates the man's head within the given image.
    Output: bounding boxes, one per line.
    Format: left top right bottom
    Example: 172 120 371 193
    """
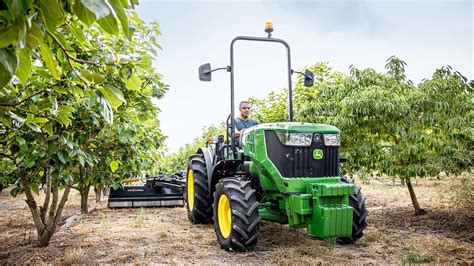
239 101 251 120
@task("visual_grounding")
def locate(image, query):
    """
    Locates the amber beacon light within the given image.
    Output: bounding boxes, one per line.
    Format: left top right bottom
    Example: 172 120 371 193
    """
265 21 273 37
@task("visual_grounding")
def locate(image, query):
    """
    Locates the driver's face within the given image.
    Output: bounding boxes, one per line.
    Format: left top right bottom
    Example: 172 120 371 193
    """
240 103 250 118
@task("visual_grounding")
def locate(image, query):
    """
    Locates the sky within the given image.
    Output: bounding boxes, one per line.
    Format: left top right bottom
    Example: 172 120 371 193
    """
135 0 473 154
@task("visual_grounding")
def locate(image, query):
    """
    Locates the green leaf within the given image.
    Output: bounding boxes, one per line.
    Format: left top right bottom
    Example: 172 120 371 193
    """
109 0 129 37
56 105 75 127
33 117 49 123
47 143 57 155
111 181 121 190
80 0 111 19
16 136 26 145
67 24 89 47
10 186 22 197
96 92 113 123
0 114 12 128
110 160 119 172
39 41 60 79
80 70 105 84
45 123 53 136
38 0 64 32
125 74 142 91
73 0 96 26
97 13 119 35
55 115 72 127
10 112 26 123
99 85 125 110
15 19 27 49
47 135 59 141
30 184 39 195
25 157 36 169
57 151 66 164
0 25 18 48
78 155 85 167
26 26 43 50
58 105 75 115
27 122 42 132
0 48 19 88
15 48 31 84
53 86 68 94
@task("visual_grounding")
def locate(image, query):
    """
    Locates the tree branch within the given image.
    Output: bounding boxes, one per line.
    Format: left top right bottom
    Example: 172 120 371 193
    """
40 167 52 224
21 175 46 233
53 179 73 226
0 83 57 107
47 30 103 66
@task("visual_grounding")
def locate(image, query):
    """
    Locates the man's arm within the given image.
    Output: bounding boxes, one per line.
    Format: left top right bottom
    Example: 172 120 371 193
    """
234 118 243 138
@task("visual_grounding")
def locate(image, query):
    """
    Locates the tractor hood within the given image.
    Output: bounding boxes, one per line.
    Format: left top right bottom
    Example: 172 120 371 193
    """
247 122 340 134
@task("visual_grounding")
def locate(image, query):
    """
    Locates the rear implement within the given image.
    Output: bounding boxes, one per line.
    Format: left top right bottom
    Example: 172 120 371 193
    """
108 174 185 208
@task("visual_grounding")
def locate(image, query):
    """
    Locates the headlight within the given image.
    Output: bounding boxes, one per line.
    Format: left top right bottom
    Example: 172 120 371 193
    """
323 134 340 146
276 132 313 146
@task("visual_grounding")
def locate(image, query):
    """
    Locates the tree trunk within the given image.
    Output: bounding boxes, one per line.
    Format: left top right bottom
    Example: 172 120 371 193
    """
94 186 101 203
406 178 427 216
38 231 54 247
22 170 73 247
400 177 405 186
80 185 90 214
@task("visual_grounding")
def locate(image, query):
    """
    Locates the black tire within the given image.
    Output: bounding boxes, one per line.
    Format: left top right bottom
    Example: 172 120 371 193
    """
213 178 260 251
186 154 212 223
337 176 368 244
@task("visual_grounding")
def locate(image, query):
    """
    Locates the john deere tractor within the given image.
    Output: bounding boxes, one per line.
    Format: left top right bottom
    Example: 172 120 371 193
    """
186 22 368 251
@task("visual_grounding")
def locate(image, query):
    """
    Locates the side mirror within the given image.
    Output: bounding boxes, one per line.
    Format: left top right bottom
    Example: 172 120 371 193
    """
199 63 212 81
304 69 314 87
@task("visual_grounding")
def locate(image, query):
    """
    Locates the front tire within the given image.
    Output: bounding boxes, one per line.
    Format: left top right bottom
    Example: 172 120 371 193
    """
186 154 212 223
213 178 260 251
338 176 368 244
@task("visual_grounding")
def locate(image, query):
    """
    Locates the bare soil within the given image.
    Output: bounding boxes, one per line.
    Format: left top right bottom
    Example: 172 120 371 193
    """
1 177 473 264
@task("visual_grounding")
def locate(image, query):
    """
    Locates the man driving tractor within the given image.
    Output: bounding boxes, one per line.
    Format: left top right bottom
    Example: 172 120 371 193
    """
234 100 259 138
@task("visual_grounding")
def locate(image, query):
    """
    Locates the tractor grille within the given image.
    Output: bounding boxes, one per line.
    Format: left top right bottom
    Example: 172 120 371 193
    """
264 130 340 178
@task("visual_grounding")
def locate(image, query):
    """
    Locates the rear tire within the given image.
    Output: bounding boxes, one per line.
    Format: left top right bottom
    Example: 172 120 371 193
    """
213 178 260 251
337 176 368 244
186 154 212 223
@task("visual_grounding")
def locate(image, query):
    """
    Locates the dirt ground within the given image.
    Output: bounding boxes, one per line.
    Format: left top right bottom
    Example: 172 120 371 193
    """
1 176 473 264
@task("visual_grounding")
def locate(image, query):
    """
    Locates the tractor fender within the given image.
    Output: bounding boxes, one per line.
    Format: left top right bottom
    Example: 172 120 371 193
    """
197 147 214 191
209 159 242 201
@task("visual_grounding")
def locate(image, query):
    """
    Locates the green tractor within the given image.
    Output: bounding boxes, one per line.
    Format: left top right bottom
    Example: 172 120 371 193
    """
186 22 368 251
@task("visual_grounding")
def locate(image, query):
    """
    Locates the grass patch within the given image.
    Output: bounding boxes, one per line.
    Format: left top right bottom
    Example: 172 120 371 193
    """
400 244 435 264
132 208 147 228
440 174 474 219
323 238 336 249
100 213 111 230
64 246 85 264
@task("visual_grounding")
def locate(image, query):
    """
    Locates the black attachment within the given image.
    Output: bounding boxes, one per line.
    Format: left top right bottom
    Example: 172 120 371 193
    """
292 69 314 87
304 69 314 87
199 63 211 81
199 63 231 81
108 174 185 208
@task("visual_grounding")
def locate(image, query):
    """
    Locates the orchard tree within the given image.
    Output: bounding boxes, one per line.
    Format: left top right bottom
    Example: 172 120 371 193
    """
158 124 225 173
0 0 167 246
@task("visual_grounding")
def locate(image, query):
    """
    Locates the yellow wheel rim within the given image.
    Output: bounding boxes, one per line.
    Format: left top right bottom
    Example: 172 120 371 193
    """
218 194 232 238
187 169 194 211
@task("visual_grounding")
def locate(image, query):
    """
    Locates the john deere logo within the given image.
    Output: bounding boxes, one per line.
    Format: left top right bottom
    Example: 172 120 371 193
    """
313 149 323 160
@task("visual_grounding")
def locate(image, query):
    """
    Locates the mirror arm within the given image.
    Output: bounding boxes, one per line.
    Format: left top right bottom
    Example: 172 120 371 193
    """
204 66 231 74
291 69 313 81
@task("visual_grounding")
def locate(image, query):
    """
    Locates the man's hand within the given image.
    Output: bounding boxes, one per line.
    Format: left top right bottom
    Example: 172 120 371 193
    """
234 129 241 138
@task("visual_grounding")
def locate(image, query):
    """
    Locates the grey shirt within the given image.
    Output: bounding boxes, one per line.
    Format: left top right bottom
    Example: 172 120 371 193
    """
235 117 260 131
